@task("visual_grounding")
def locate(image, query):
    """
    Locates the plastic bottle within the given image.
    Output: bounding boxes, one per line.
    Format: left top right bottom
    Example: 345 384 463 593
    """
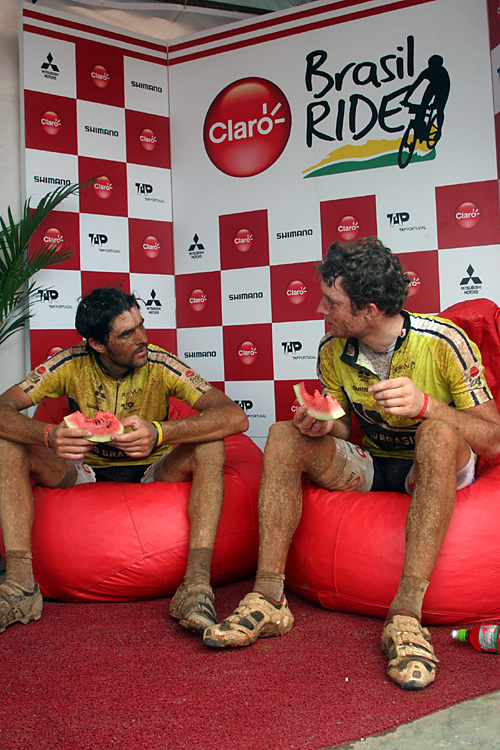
451 624 500 653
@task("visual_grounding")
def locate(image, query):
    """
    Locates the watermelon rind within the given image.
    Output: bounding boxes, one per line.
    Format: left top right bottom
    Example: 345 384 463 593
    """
63 411 124 442
293 382 345 421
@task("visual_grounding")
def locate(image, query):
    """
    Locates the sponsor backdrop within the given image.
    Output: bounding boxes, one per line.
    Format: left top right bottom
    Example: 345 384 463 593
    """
20 3 174 371
22 0 500 446
168 0 500 445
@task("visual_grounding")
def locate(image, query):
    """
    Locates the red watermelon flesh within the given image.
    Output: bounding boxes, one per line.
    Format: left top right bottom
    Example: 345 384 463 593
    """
63 411 124 442
293 382 345 420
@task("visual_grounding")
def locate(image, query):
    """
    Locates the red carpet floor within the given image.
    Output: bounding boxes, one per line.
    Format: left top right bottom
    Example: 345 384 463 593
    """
1 577 499 750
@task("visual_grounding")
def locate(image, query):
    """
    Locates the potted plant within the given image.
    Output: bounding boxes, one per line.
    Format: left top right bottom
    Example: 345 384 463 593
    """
0 182 83 346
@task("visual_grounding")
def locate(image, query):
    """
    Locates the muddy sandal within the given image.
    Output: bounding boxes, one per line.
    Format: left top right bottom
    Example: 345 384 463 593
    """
0 582 43 633
381 614 439 690
169 582 217 635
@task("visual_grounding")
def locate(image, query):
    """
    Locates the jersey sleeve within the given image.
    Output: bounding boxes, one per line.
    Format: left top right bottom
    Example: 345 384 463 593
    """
317 335 348 408
16 356 72 405
441 332 492 410
161 353 213 408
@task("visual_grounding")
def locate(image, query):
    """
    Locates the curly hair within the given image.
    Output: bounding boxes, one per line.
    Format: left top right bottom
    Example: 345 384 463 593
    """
75 287 140 345
318 237 410 316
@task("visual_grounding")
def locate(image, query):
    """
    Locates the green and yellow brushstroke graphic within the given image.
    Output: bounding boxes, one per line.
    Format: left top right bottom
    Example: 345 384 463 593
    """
302 137 435 178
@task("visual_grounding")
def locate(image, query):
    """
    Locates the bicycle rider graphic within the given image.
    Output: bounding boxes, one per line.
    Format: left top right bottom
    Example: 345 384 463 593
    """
398 54 451 169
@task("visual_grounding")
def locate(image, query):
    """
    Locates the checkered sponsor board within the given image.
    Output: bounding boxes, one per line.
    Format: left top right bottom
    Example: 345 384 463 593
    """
168 0 500 441
21 3 174 369
21 1 500 446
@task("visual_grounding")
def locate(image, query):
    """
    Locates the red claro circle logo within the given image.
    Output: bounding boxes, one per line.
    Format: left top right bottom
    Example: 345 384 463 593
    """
142 235 161 259
41 111 61 136
204 77 292 177
140 128 157 151
337 215 360 240
94 176 113 199
43 227 64 248
470 365 479 377
91 64 111 88
287 279 307 304
238 340 258 365
406 271 421 298
455 201 481 229
233 228 253 252
189 289 208 312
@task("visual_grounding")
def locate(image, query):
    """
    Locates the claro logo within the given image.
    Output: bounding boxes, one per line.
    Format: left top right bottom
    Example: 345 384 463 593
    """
142 235 161 258
189 289 208 312
91 64 110 89
337 215 360 240
41 111 61 136
94 176 113 199
203 77 292 177
238 340 258 365
286 280 307 304
406 271 421 298
455 201 481 229
233 228 253 252
140 128 157 151
43 227 64 248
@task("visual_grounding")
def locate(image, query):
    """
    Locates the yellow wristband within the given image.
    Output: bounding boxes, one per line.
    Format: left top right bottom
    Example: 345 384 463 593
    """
151 421 163 448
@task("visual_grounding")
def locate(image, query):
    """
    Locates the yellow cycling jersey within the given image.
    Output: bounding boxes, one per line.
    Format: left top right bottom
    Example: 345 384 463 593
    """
317 310 492 460
18 343 212 468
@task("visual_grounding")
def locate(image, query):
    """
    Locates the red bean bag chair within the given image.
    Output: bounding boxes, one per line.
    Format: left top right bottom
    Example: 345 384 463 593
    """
286 298 500 625
1 398 261 602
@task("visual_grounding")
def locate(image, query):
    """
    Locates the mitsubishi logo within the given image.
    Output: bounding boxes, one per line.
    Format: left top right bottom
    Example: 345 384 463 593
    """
460 265 482 286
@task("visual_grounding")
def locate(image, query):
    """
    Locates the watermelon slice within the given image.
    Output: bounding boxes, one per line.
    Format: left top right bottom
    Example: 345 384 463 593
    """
63 410 124 442
293 382 345 421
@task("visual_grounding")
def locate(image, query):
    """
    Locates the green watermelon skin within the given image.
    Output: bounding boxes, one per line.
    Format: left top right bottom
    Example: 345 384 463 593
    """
63 411 124 442
293 382 345 421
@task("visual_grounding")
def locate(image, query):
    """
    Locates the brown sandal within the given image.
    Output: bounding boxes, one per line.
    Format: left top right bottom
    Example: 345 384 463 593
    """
0 582 43 633
169 582 217 635
381 614 438 690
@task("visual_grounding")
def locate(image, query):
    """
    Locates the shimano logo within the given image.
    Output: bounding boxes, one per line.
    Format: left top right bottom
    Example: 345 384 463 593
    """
34 176 71 185
131 80 163 93
184 351 217 358
276 229 313 239
228 292 264 301
84 125 119 137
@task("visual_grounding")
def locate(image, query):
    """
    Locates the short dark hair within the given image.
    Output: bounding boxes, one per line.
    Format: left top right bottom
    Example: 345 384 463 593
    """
318 237 410 316
75 287 140 345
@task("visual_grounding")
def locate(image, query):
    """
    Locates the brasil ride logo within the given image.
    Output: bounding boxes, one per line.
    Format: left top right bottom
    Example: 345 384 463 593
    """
204 77 292 177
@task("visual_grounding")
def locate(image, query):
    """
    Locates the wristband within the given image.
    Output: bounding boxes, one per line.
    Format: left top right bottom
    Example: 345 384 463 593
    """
43 424 55 447
151 421 163 448
412 393 429 421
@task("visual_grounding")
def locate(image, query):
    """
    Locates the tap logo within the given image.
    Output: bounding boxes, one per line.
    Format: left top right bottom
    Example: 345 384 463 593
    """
233 228 253 252
139 128 157 151
41 111 61 136
43 227 64 248
189 289 208 312
204 77 292 177
142 235 161 259
94 176 113 199
238 340 258 365
286 280 307 305
337 215 360 240
455 201 481 229
406 271 421 298
91 64 111 89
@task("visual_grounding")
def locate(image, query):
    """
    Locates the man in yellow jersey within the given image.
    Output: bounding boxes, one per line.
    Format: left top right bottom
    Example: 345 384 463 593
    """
0 287 248 636
204 237 500 690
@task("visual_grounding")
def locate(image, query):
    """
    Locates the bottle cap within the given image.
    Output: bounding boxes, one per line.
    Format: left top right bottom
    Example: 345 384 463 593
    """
451 628 468 642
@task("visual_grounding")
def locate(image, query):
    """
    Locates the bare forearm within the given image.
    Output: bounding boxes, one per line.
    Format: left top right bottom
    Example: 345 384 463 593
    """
159 404 248 445
424 397 500 459
0 404 48 446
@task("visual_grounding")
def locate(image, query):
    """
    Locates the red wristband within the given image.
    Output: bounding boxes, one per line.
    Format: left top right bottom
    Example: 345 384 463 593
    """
412 393 429 421
44 424 55 447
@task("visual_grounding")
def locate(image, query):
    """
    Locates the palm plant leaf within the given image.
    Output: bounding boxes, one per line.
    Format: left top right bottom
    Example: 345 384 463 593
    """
0 182 86 347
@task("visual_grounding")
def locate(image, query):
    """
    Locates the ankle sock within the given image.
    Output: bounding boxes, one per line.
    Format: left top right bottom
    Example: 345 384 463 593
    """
183 547 212 586
5 550 35 593
253 571 285 602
